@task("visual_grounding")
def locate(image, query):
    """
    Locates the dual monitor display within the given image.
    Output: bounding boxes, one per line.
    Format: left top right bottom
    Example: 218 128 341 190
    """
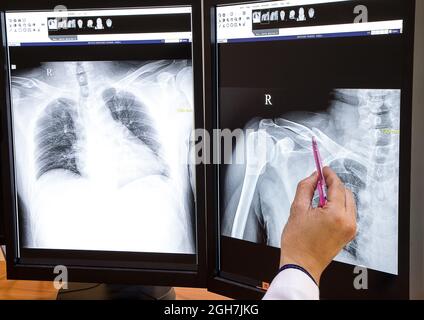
0 0 415 299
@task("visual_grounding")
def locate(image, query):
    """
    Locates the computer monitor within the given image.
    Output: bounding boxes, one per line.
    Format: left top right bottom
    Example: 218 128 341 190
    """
0 0 206 287
204 0 416 299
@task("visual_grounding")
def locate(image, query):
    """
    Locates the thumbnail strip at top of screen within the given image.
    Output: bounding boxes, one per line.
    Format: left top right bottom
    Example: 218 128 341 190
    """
6 6 192 47
216 0 404 43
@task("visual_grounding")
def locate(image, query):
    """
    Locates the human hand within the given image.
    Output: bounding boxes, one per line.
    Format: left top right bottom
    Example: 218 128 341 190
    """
280 167 357 285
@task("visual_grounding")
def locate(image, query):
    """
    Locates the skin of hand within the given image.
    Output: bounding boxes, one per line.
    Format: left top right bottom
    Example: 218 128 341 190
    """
280 167 357 285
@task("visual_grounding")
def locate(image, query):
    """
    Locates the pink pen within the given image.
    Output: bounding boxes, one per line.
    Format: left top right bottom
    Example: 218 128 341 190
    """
312 136 327 207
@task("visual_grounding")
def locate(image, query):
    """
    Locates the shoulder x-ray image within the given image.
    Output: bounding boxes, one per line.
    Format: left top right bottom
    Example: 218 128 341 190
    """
11 60 195 254
222 89 400 275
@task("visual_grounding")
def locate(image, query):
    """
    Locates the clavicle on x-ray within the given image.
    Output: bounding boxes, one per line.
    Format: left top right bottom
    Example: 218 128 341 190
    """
11 60 195 254
222 89 400 275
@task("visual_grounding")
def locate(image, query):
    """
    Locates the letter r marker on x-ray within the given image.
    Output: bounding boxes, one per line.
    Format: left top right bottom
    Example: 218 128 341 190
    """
265 94 272 106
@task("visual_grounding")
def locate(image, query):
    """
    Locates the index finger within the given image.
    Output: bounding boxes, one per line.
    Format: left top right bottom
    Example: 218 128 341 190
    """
323 166 346 207
292 172 318 212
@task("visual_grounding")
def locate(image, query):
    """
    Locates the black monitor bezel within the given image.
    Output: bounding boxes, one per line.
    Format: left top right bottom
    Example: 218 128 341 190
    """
0 29 5 246
204 0 416 299
0 214 4 245
0 0 207 288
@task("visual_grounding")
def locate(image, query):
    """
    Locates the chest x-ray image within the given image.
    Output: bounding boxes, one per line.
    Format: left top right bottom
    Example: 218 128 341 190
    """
270 11 279 22
222 89 400 274
261 11 270 23
11 60 195 254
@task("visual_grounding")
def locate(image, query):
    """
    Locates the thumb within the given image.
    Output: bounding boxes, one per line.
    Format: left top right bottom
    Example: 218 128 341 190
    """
292 172 318 212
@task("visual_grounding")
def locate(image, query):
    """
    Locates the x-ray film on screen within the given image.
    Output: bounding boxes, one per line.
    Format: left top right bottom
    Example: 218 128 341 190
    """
221 88 400 275
6 7 196 255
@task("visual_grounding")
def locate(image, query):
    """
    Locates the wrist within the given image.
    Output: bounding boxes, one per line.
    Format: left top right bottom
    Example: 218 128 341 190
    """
280 254 324 286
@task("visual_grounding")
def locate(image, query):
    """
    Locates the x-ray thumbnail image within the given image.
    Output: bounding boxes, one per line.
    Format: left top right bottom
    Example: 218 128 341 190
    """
95 18 104 30
253 11 261 24
67 19 76 29
270 11 279 22
48 19 57 30
11 60 196 255
222 89 401 275
261 11 270 23
298 8 306 21
57 18 67 30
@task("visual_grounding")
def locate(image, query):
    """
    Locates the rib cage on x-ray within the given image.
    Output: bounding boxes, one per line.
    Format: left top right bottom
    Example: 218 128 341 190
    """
222 89 400 275
11 60 195 254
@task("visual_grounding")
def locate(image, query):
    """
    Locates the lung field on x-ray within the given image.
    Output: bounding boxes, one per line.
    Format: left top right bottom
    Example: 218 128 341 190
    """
35 98 81 179
222 89 400 275
11 60 195 254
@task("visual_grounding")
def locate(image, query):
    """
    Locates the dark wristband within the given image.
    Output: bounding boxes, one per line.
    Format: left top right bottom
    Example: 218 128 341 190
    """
279 264 318 286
